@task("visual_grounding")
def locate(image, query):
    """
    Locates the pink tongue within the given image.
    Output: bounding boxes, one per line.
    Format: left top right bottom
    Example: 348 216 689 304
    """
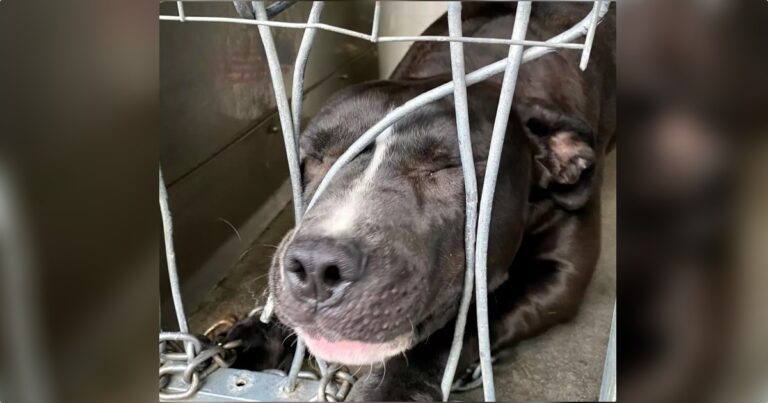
298 331 409 366
308 337 373 356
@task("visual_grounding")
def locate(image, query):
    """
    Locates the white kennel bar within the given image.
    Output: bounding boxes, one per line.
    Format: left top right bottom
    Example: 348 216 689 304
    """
159 1 614 401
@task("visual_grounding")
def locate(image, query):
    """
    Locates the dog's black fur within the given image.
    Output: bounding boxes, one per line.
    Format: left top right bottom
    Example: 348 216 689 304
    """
224 3 615 401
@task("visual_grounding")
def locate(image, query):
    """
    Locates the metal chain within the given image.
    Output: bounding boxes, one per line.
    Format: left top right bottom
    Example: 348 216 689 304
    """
159 331 240 400
159 307 356 401
312 364 356 402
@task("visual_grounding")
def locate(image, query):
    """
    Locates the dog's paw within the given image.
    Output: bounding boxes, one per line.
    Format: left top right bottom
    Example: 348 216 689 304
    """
451 351 512 394
452 361 485 393
220 315 295 371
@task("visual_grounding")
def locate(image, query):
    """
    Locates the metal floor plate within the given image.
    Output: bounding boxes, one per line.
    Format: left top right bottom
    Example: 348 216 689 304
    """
163 368 320 402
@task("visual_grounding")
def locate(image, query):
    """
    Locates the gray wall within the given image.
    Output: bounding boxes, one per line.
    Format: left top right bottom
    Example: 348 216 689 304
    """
160 1 380 325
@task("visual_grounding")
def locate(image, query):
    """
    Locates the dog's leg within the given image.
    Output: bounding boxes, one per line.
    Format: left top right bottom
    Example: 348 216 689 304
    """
457 199 602 375
494 202 601 347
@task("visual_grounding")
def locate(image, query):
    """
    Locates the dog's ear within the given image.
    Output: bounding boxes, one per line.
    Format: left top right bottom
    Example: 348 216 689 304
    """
518 102 597 210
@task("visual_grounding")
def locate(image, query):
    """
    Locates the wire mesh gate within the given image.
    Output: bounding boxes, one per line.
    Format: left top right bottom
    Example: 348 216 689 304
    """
159 1 613 401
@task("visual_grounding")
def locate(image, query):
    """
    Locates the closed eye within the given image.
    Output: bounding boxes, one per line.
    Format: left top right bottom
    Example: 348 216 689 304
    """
421 163 462 176
300 154 328 186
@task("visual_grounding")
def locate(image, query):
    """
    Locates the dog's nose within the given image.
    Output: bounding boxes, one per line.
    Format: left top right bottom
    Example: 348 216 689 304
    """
283 238 365 303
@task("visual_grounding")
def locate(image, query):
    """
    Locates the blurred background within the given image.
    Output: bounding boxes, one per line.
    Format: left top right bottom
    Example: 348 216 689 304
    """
619 1 768 402
1 0 767 402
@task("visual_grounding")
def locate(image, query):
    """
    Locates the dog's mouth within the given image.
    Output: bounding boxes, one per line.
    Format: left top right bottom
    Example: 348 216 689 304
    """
292 297 462 366
297 328 412 366
271 229 464 366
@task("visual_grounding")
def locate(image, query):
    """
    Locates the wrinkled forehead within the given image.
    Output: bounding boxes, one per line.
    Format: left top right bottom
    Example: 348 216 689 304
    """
301 101 460 162
300 107 465 238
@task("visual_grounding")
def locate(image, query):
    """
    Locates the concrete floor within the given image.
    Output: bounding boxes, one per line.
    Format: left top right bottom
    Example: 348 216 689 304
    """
188 152 616 401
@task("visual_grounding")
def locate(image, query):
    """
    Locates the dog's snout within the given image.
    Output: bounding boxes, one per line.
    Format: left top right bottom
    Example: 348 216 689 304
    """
284 238 365 304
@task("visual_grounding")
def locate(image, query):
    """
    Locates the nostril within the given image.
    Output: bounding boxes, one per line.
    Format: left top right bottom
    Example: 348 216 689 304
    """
323 265 341 286
284 238 364 303
287 259 307 283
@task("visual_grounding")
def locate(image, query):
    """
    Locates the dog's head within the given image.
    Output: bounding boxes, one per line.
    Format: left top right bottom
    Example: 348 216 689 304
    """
267 79 596 366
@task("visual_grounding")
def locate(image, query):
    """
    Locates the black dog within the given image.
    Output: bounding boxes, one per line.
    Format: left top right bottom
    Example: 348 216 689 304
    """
225 3 615 401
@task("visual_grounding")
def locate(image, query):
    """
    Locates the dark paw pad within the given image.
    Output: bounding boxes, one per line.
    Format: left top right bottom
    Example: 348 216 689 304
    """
221 315 295 371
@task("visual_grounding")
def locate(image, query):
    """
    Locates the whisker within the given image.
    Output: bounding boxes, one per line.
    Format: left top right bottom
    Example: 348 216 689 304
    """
376 358 387 390
247 272 270 283
218 217 242 241
237 247 254 261
366 362 374 382
282 331 297 345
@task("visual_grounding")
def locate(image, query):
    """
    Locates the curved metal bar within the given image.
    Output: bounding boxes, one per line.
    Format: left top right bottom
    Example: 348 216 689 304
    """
176 1 185 21
252 1 307 391
159 170 190 335
251 1 303 224
440 3 478 400
376 36 583 49
527 1 611 58
281 339 307 392
580 1 604 70
232 1 255 19
598 303 617 401
474 3 531 400
370 2 381 42
259 294 275 323
258 2 324 326
159 168 197 367
305 1 610 212
291 1 325 153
